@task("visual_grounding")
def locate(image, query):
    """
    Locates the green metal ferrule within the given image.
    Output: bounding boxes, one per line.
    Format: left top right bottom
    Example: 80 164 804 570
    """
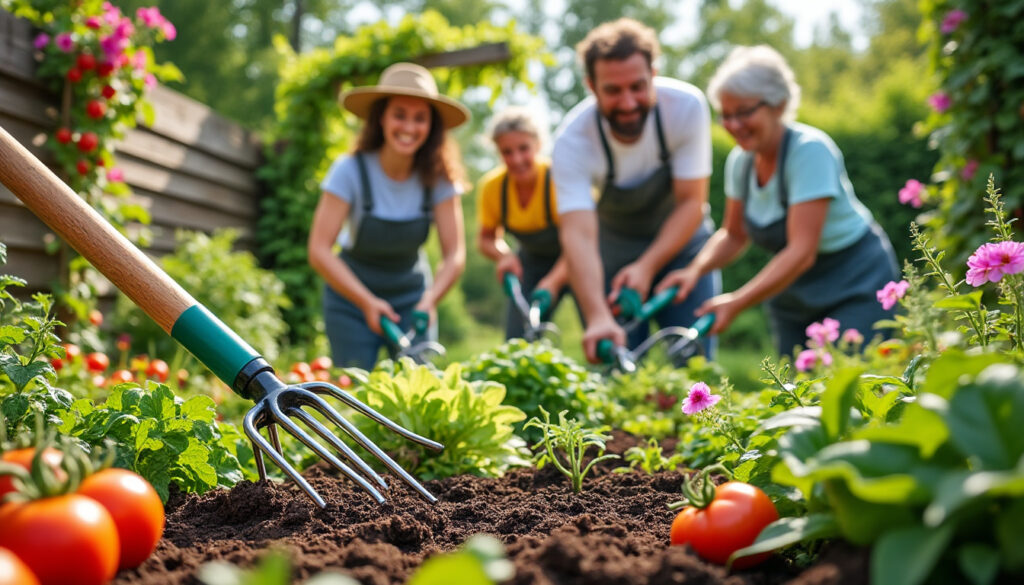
502 272 519 298
530 289 552 320
170 305 261 387
597 339 615 364
693 313 716 337
616 288 643 320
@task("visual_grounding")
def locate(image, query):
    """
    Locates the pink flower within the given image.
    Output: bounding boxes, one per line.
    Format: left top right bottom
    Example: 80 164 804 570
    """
144 73 157 90
85 16 103 29
961 159 979 180
136 7 163 27
131 50 148 71
33 33 50 49
55 33 74 53
102 2 122 25
877 280 909 311
899 179 924 208
841 329 863 345
806 318 840 348
929 92 952 113
161 21 177 41
965 241 1024 286
681 382 721 415
820 351 833 367
106 168 124 182
941 9 968 34
795 350 817 372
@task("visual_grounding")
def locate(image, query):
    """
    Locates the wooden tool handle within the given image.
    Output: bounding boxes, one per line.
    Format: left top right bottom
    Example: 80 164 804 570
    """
0 125 195 333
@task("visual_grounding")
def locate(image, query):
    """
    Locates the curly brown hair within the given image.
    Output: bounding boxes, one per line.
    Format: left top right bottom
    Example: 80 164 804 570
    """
354 97 466 189
576 18 660 82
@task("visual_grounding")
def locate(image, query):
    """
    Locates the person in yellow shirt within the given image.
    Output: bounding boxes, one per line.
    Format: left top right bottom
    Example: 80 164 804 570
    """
477 107 570 339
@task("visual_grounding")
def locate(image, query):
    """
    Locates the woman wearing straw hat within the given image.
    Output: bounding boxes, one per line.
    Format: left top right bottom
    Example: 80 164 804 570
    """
309 62 470 369
477 107 569 340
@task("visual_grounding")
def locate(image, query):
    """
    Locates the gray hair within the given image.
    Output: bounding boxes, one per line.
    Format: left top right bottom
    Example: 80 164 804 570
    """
488 106 546 145
706 45 801 122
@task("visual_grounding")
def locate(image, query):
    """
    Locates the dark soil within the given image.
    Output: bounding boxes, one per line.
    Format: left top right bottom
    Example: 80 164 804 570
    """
112 435 869 585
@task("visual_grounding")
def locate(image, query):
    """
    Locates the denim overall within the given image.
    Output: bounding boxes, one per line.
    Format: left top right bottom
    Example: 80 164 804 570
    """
739 128 899 355
595 106 719 354
500 168 568 339
323 153 434 369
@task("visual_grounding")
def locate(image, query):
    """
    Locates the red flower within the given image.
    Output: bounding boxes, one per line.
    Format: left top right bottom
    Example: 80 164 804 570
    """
66 67 83 83
55 128 73 144
86 100 107 119
97 62 115 77
101 85 116 99
77 131 99 153
76 159 91 175
76 53 96 71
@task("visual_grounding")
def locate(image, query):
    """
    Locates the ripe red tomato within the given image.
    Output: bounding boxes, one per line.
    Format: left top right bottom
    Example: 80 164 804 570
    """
0 448 65 501
0 494 119 585
77 468 165 569
63 343 82 362
337 374 352 388
145 359 169 382
107 369 134 386
85 352 109 373
77 131 99 153
669 481 778 568
310 356 333 372
76 53 96 71
55 127 72 144
88 308 103 326
85 100 106 120
291 361 312 376
0 547 40 585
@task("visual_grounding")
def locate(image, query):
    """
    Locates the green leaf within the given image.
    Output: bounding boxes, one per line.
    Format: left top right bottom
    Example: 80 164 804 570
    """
728 514 839 567
934 291 984 311
852 401 948 458
871 524 954 585
408 551 493 585
996 498 1024 572
945 367 1024 468
958 544 1000 585
924 468 1024 527
180 394 217 423
2 360 52 392
918 351 1004 400
821 368 862 440
0 325 26 345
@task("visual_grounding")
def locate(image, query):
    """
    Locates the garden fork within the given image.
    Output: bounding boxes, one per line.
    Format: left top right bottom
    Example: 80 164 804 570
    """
0 126 443 508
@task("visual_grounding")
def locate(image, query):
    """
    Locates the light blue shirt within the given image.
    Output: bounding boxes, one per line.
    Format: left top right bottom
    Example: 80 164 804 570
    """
320 151 458 249
724 122 873 253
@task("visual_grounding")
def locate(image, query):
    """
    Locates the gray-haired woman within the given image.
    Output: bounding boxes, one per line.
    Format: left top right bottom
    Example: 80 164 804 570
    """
655 45 899 355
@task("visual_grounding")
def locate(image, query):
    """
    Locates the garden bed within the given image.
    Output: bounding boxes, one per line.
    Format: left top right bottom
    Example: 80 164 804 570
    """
111 437 869 585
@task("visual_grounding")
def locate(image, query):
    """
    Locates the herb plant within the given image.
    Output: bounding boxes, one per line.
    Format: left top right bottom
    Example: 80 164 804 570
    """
614 437 685 475
523 406 618 493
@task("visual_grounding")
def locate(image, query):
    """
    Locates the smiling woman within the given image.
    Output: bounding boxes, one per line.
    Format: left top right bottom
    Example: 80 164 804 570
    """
306 63 470 370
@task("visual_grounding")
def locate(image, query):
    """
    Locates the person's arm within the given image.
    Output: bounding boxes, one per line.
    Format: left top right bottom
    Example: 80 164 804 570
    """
609 176 709 301
308 192 398 335
655 197 750 302
478 224 522 280
697 198 829 334
416 195 466 314
535 255 569 296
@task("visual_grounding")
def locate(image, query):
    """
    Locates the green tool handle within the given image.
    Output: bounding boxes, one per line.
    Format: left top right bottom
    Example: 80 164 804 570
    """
615 288 644 320
380 317 406 345
692 313 715 337
637 286 679 322
530 289 552 320
412 310 429 336
596 339 615 364
501 272 521 298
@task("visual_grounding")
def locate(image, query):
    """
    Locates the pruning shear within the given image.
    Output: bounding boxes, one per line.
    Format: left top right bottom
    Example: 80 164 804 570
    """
502 273 559 342
379 310 445 365
598 286 716 372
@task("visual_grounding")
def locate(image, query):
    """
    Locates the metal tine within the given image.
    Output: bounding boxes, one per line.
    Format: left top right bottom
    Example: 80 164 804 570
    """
265 394 386 504
285 404 389 492
243 405 327 508
300 382 440 503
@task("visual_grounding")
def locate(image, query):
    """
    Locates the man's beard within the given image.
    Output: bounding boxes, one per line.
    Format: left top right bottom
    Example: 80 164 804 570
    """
606 105 649 138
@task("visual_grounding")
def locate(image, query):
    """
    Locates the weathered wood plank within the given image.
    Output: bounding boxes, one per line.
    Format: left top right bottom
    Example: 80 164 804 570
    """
117 127 259 193
146 85 262 168
0 76 58 127
0 11 37 82
115 155 259 216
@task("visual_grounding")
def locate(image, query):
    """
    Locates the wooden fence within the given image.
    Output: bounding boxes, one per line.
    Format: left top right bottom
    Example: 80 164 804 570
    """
0 9 263 298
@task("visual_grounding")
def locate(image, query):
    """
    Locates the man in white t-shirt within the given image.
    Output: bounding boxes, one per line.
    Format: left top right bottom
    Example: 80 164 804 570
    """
552 18 721 363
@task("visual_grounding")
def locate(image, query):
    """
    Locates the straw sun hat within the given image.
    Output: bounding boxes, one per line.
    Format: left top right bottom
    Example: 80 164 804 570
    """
340 62 470 129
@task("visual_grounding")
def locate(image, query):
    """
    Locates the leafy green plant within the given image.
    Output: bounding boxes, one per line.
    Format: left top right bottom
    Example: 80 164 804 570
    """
523 406 618 493
613 437 685 475
199 551 358 585
462 338 604 440
598 359 702 439
350 359 526 480
0 242 63 395
114 229 291 362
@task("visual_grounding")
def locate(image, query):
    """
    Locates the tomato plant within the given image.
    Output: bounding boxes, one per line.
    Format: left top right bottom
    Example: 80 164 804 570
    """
669 467 778 569
85 351 109 372
78 468 165 569
0 448 64 501
0 547 40 585
145 358 169 382
0 494 120 585
107 368 134 386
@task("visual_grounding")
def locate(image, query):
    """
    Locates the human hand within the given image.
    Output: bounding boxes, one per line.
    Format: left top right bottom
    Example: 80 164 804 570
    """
413 295 437 333
582 314 626 364
608 261 654 304
363 297 400 336
495 253 523 282
654 266 702 303
696 293 744 336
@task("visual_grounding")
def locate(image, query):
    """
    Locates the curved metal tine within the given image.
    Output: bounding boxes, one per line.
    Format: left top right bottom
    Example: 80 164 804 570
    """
285 404 388 492
266 394 386 504
244 403 270 481
243 401 327 508
300 382 440 503
632 327 689 362
301 382 444 451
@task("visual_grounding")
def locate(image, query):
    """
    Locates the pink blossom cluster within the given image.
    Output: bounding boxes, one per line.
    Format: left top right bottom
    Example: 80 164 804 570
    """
965 241 1024 286
795 348 832 372
806 318 840 348
877 280 909 311
941 9 968 34
681 382 721 415
899 179 925 208
961 159 979 180
929 92 952 113
841 328 863 346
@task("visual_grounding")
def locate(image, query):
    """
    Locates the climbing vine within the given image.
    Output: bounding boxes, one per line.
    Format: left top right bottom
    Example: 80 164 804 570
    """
918 0 1024 261
258 11 544 342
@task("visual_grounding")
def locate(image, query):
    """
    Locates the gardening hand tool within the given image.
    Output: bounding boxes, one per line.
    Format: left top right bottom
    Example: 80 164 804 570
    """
379 310 445 365
599 286 716 372
502 272 559 342
0 125 443 508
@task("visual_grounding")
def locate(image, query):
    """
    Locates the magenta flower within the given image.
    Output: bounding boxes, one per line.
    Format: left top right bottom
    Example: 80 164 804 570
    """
929 92 952 113
961 159 979 180
55 32 74 53
820 351 833 367
136 7 163 27
106 168 124 182
899 179 924 208
806 318 840 348
131 50 148 71
681 382 721 415
161 21 177 41
965 241 1024 286
795 349 832 372
33 33 50 50
941 9 968 34
877 280 909 311
85 16 103 29
102 2 122 25
144 73 157 90
841 328 864 345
